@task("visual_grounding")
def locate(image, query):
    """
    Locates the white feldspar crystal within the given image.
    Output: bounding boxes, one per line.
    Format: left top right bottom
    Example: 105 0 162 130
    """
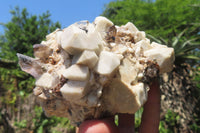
95 51 120 75
151 42 168 48
124 22 139 33
112 44 128 54
119 58 139 85
55 30 63 45
73 50 99 68
63 64 89 81
144 47 175 73
135 39 152 52
94 16 114 36
135 31 146 43
35 73 59 88
17 16 175 126
61 25 101 55
60 80 88 101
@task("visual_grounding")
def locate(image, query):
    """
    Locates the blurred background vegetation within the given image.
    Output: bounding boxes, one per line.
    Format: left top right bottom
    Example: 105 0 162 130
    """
0 0 200 132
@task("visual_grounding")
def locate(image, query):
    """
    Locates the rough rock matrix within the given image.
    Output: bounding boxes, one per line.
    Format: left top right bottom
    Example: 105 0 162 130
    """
17 16 175 126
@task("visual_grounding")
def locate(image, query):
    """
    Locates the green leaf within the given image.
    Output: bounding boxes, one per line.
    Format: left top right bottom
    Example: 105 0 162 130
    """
158 37 168 46
181 37 200 49
146 34 162 44
182 55 200 60
172 28 187 48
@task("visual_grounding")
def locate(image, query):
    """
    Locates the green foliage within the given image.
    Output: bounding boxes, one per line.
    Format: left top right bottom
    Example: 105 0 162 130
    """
103 0 200 39
194 67 200 89
159 121 170 133
114 115 119 126
14 120 27 129
158 110 180 133
33 106 74 133
102 0 200 66
192 67 200 130
165 110 180 127
134 107 143 129
0 6 61 59
190 123 200 132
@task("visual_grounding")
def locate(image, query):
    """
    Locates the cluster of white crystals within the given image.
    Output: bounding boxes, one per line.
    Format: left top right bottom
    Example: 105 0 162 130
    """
17 16 175 126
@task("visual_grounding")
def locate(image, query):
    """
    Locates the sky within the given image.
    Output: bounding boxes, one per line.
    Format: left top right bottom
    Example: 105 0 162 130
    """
0 0 114 34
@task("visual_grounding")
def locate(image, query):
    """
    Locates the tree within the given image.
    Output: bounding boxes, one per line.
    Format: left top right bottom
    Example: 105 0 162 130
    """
0 7 63 132
0 7 61 60
0 6 61 95
102 0 200 132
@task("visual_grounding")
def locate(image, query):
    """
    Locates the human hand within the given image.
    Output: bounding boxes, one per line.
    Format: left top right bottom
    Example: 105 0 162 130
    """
77 80 160 133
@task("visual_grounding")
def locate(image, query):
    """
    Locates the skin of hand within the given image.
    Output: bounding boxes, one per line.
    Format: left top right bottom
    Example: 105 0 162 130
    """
77 80 160 133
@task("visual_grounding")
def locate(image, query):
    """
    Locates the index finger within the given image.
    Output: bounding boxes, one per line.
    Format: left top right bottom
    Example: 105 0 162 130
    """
139 80 160 133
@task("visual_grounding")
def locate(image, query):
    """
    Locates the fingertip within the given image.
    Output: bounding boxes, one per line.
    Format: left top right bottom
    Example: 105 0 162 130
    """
78 119 119 133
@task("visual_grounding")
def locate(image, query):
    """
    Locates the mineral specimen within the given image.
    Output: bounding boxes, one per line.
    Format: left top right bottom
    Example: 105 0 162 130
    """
17 16 175 126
